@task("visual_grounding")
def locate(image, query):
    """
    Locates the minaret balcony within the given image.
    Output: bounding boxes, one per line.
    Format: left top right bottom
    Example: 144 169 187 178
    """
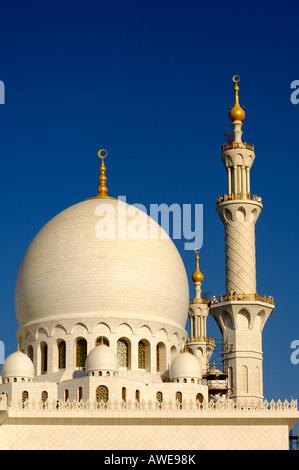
216 193 262 205
210 293 274 305
187 336 215 345
222 142 254 153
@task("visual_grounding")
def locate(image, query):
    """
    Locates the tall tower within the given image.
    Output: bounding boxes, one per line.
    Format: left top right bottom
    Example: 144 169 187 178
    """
187 250 215 374
209 76 274 402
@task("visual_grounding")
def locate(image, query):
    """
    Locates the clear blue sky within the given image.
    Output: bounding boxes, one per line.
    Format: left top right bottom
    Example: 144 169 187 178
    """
0 0 298 403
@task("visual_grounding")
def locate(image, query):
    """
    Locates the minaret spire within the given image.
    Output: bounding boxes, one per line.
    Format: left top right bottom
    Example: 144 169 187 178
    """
188 250 215 375
97 149 109 198
229 76 245 144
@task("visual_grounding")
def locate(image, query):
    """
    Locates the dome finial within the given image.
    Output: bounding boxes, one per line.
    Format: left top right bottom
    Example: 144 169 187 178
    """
229 75 245 123
97 149 109 198
192 249 204 284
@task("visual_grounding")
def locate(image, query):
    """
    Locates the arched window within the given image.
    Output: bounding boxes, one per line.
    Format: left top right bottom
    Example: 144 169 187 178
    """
27 345 33 362
156 344 160 372
138 341 146 369
41 342 48 374
78 387 83 402
117 339 128 368
122 387 127 403
156 391 163 403
76 338 87 367
156 342 166 374
22 391 29 408
41 391 48 409
241 365 248 394
58 340 66 369
175 391 182 404
96 385 109 403
95 336 109 346
64 389 69 402
228 367 233 391
196 393 204 403
135 390 140 403
256 367 260 395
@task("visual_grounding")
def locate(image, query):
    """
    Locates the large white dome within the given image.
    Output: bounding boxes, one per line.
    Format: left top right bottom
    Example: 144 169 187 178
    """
15 198 189 330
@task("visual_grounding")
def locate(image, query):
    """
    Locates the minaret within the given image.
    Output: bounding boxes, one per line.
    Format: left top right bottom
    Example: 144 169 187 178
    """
209 77 275 402
187 250 215 374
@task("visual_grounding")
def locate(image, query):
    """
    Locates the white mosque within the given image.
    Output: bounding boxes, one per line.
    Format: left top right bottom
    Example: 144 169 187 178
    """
0 77 298 450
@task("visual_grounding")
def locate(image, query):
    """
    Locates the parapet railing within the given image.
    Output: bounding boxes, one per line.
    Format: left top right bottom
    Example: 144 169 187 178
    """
7 397 298 412
216 193 262 204
222 142 254 152
187 336 215 345
210 293 274 305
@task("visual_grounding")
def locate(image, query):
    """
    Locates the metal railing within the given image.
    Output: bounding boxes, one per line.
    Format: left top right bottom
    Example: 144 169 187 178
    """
210 293 274 305
216 193 262 204
222 142 254 152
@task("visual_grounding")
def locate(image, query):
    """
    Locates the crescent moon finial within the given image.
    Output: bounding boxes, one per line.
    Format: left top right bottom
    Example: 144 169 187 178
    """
232 75 240 83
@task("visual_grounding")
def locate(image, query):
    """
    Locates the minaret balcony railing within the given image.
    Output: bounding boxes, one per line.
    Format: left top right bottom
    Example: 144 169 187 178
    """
210 293 274 305
187 336 215 345
216 193 262 204
190 298 209 305
222 142 254 153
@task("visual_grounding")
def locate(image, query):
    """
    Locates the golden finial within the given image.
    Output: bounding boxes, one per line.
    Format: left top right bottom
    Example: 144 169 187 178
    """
229 75 245 122
17 343 20 352
183 343 188 353
97 149 109 198
192 249 204 283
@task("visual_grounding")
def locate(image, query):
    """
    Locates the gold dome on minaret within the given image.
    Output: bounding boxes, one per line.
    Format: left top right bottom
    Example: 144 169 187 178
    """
192 249 204 283
229 75 246 122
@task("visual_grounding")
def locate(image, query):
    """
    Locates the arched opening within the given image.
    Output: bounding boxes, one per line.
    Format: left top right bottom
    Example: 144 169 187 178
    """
138 341 146 369
228 367 233 391
95 336 109 346
138 339 150 371
135 390 140 403
156 342 166 374
156 391 163 408
76 338 87 368
256 367 260 395
241 365 248 394
22 391 29 408
78 387 83 402
58 340 66 369
64 389 69 402
96 385 109 404
196 393 204 403
117 338 129 368
175 391 182 408
40 342 48 374
122 387 127 403
27 345 33 362
41 391 48 409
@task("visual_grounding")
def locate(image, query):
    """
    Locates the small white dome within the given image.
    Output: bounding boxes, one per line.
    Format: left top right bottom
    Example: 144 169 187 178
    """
1 351 34 380
170 351 202 379
85 345 119 373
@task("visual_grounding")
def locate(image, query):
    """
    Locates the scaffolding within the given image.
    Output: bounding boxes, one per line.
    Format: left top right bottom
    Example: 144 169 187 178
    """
203 338 233 397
